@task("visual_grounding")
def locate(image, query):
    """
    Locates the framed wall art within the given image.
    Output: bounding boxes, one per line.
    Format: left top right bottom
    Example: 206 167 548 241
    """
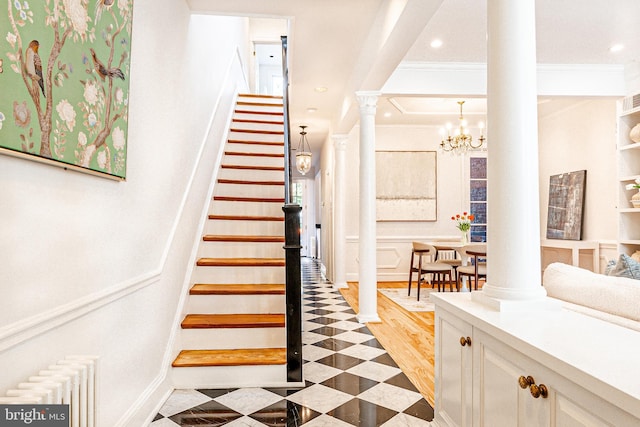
0 0 133 180
546 170 587 240
375 150 437 221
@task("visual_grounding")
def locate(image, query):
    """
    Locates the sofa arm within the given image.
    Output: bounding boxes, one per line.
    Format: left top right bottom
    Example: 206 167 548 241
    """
543 262 640 323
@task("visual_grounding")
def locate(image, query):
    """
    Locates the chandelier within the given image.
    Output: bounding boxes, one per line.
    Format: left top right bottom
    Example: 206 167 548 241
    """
295 125 312 175
440 101 486 154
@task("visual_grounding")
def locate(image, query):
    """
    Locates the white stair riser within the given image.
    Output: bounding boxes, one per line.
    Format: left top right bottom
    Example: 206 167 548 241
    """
233 112 283 123
221 155 284 168
204 220 284 236
172 364 287 389
191 266 285 284
181 328 286 350
217 168 285 182
228 131 284 143
237 97 283 106
224 141 285 155
186 294 285 314
235 104 283 114
210 201 284 217
214 184 284 199
230 122 284 133
197 241 284 258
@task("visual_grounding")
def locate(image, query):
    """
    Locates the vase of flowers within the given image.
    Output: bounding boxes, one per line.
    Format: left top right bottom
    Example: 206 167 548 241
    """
452 212 474 244
626 178 640 208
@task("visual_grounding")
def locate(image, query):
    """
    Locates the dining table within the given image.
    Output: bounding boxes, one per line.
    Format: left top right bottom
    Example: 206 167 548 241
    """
425 241 487 291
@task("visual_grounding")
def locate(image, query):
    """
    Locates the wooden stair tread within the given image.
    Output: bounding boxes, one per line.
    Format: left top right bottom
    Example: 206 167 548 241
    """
239 94 283 99
213 196 285 203
228 139 284 146
203 235 284 242
181 313 285 329
217 179 284 186
172 348 286 367
236 101 284 108
233 118 284 125
221 164 285 171
197 257 286 267
234 110 283 116
224 151 284 158
230 128 284 135
190 283 285 295
208 214 284 221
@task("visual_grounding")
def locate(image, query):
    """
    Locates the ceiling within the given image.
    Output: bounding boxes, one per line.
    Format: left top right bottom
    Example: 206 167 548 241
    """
187 0 640 164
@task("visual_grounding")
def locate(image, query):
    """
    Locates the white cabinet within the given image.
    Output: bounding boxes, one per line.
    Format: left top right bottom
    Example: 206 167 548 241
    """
617 100 640 255
432 293 640 427
434 313 472 427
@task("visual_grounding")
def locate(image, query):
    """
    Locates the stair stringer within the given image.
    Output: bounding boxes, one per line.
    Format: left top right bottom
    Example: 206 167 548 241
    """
171 94 300 389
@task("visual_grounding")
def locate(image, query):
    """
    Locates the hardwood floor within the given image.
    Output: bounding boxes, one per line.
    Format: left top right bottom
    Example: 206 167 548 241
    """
339 281 436 407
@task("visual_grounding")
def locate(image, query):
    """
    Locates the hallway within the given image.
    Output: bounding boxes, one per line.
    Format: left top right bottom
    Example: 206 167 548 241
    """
150 258 434 426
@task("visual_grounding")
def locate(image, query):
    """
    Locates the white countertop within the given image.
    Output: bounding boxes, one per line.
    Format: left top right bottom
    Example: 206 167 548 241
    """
432 292 640 419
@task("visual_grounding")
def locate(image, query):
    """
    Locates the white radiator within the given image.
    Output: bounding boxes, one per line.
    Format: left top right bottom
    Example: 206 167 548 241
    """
1 355 98 427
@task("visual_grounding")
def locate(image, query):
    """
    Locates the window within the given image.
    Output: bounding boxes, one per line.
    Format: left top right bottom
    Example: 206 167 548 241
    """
469 157 487 242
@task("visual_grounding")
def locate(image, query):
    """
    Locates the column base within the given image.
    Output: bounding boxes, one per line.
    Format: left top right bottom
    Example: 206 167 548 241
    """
332 281 348 290
356 313 382 324
471 289 562 312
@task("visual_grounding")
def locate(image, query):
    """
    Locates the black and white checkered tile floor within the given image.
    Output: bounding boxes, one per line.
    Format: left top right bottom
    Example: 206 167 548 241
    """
150 258 434 426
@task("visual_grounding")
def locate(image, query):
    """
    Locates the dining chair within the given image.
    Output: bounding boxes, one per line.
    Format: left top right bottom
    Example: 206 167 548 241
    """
455 244 487 291
408 242 455 300
433 239 462 284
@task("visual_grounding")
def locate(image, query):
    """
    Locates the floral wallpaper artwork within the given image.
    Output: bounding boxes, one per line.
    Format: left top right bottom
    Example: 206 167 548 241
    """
0 0 133 179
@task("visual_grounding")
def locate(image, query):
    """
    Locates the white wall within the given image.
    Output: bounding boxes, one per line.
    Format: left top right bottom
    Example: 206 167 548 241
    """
330 100 619 282
0 3 250 425
538 99 618 269
340 125 467 282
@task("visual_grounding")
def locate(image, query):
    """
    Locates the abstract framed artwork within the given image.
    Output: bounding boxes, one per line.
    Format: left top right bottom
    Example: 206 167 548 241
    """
0 0 133 180
546 170 587 240
375 150 437 221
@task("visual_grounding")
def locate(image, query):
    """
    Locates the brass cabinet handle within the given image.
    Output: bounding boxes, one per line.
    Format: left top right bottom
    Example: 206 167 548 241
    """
530 383 549 399
518 375 549 399
518 375 535 389
459 336 472 346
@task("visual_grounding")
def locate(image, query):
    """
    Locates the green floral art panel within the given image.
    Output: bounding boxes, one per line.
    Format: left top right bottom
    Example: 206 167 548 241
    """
0 0 133 179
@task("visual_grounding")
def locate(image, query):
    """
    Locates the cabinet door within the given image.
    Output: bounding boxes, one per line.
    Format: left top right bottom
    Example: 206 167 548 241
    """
435 311 473 427
474 331 550 427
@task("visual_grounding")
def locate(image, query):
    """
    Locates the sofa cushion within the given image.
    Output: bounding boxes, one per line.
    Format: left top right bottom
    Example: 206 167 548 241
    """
543 262 640 325
607 253 640 279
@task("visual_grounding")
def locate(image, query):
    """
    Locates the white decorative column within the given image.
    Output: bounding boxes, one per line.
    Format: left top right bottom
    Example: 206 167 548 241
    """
332 134 349 290
479 0 547 307
355 91 381 323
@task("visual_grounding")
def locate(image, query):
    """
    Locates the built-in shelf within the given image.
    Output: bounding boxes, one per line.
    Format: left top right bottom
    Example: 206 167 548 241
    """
617 98 640 253
618 142 640 151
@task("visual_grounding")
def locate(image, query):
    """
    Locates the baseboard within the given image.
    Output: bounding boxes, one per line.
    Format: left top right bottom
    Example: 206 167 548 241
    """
115 373 173 427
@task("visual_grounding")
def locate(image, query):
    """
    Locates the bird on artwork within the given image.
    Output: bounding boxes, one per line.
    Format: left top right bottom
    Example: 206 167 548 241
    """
26 40 45 97
89 48 125 81
94 0 115 24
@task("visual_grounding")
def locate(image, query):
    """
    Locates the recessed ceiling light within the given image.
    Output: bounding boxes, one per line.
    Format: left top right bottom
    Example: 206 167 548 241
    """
384 112 392 118
430 39 443 49
307 107 318 113
610 43 624 53
315 87 328 93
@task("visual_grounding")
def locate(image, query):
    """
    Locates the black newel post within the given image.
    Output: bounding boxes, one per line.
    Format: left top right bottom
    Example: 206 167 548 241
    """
283 204 303 382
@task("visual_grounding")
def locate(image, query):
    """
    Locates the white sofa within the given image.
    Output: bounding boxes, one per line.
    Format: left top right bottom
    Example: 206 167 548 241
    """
543 262 640 332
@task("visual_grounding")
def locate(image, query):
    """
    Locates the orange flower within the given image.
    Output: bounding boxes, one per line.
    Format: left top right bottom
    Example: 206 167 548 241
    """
452 212 474 232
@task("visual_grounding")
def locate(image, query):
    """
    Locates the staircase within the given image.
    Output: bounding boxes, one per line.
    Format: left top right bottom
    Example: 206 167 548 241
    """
172 94 292 388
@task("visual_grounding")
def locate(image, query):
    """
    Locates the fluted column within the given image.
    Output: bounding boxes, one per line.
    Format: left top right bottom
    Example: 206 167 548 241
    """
356 91 381 323
480 0 547 304
332 134 349 290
